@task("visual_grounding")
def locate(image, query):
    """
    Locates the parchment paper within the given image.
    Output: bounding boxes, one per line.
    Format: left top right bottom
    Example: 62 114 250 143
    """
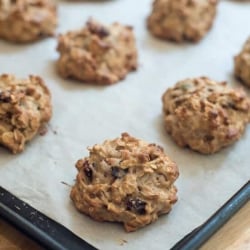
0 1 250 249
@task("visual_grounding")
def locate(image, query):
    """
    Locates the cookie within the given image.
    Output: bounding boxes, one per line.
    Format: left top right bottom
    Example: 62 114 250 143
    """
234 37 250 87
70 133 179 232
147 0 218 42
0 74 52 153
162 77 250 154
56 18 138 84
0 0 57 43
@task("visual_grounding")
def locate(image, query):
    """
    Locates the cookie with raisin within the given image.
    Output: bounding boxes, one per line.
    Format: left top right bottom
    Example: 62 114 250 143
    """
162 77 250 154
147 0 218 42
0 74 52 153
0 0 57 43
56 18 138 84
70 133 179 232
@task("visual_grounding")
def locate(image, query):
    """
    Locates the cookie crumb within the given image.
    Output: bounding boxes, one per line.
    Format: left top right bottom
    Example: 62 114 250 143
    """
61 181 72 188
119 239 128 246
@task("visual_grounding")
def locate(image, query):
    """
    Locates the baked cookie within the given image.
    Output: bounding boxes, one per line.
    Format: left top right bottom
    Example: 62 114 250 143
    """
57 19 138 84
147 0 218 42
71 133 179 232
234 37 250 87
162 77 250 154
0 74 52 153
0 0 57 43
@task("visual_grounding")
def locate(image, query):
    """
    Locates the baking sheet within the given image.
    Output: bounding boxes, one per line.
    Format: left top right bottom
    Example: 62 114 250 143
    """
0 0 250 249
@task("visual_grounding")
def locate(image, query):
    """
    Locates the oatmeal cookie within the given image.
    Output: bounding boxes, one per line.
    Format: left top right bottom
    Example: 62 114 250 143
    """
71 133 179 232
0 0 57 43
234 37 250 87
162 77 250 154
147 0 218 42
0 74 52 153
57 18 138 84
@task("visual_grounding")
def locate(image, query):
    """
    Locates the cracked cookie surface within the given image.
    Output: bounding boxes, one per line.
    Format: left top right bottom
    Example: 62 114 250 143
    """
235 37 250 87
147 0 218 42
57 19 138 84
0 0 57 43
0 74 52 153
162 77 250 154
71 133 179 232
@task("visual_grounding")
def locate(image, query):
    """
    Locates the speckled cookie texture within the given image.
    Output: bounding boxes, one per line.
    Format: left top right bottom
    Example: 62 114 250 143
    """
0 74 52 153
162 77 250 154
147 0 218 42
57 19 138 85
0 0 57 43
70 133 179 232
234 37 250 87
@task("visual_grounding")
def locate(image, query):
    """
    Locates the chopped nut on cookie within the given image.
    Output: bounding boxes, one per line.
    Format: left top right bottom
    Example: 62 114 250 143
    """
71 133 179 232
56 18 138 84
162 77 250 154
0 74 52 153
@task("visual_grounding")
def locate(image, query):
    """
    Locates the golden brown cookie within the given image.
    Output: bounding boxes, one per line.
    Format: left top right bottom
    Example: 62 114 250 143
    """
162 77 250 154
0 0 57 43
234 37 250 87
147 0 218 42
0 74 52 153
71 133 179 232
56 19 138 85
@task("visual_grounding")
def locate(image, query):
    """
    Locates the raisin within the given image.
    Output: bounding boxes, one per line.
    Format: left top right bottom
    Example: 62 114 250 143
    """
83 161 93 182
0 92 11 103
87 21 110 38
95 27 110 38
228 103 239 111
149 154 158 161
204 135 214 142
126 198 146 215
200 101 205 112
111 167 128 179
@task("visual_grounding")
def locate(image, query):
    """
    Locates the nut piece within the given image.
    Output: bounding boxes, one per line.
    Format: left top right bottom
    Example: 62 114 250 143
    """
56 18 138 85
162 77 250 154
147 0 218 42
234 37 250 87
71 133 179 232
0 74 52 153
0 0 57 43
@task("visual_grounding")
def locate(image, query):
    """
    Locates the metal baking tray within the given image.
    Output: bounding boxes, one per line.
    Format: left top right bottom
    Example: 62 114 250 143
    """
1 181 249 250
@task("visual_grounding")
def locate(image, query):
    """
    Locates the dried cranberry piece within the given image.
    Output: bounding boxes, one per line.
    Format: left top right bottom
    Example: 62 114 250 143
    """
82 161 93 182
126 198 147 215
111 167 128 179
